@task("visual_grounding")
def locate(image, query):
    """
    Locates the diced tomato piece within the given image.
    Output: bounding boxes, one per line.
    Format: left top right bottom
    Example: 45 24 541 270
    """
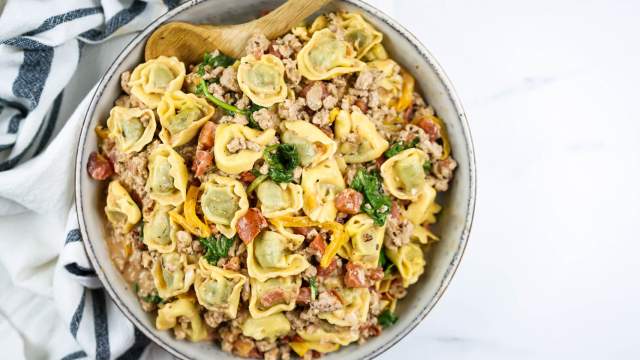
292 227 312 237
239 171 257 184
317 258 337 277
344 262 367 288
236 208 268 244
87 151 113 180
198 121 216 150
192 150 213 177
417 118 439 142
308 234 327 255
335 189 363 215
296 287 312 305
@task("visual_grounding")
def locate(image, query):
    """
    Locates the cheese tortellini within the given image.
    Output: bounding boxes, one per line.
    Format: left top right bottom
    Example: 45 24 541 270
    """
386 242 426 287
297 28 366 80
297 324 359 346
339 12 383 58
237 54 287 107
147 144 189 206
247 231 310 281
143 204 179 253
405 184 437 226
194 258 247 319
381 148 428 200
334 109 389 163
344 214 386 268
301 159 345 222
249 276 301 318
281 120 337 167
105 180 141 233
157 90 214 147
106 106 156 153
156 295 208 342
152 252 196 298
213 123 276 174
256 180 303 218
128 56 186 109
403 185 439 245
318 288 370 327
270 220 306 250
289 341 340 357
241 313 291 341
199 174 248 238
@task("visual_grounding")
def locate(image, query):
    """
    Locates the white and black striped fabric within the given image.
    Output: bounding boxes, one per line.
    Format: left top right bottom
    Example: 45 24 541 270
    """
0 1 398 358
0 1 185 359
0 0 180 171
57 207 153 360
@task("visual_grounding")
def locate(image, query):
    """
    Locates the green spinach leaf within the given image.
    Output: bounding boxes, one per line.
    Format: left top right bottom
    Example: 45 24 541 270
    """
350 168 392 226
197 52 235 77
379 249 390 268
197 81 264 130
384 138 419 158
264 144 300 183
423 159 432 174
196 81 245 115
309 276 318 300
141 293 163 304
200 234 235 265
378 250 395 276
246 103 264 130
378 309 399 328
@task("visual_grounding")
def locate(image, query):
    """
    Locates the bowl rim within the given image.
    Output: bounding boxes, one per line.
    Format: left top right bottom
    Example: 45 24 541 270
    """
75 0 477 359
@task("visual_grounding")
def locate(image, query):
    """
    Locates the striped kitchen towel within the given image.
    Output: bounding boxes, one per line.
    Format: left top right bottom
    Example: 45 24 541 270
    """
0 1 401 359
56 205 154 360
0 0 179 173
0 1 184 359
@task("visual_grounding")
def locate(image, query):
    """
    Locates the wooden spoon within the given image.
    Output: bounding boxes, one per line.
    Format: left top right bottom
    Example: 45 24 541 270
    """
145 0 332 64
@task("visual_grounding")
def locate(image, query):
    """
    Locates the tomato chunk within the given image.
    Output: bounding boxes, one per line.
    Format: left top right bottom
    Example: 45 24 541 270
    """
198 121 216 150
239 171 257 184
344 262 367 288
87 151 113 180
417 118 439 142
335 188 363 215
308 234 327 255
236 208 268 244
193 150 213 177
296 287 312 305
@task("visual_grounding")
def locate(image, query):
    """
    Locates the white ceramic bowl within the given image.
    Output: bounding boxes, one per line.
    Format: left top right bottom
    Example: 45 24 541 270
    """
75 0 476 358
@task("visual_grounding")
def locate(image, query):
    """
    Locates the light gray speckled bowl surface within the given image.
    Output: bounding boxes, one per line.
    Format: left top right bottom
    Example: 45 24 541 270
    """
75 0 476 358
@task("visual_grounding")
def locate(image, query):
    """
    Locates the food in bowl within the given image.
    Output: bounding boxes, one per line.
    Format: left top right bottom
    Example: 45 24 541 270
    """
87 11 456 359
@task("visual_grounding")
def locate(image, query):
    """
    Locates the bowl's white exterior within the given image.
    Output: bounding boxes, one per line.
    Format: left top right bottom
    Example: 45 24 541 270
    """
75 1 476 359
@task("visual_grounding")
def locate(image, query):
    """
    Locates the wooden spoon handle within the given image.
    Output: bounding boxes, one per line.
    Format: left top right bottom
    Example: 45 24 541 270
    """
252 0 333 39
144 0 333 62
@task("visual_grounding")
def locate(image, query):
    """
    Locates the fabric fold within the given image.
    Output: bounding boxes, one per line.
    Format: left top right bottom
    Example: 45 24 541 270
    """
0 0 182 358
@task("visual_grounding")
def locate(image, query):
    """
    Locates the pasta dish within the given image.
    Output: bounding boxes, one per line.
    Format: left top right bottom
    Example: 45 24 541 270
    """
87 11 456 359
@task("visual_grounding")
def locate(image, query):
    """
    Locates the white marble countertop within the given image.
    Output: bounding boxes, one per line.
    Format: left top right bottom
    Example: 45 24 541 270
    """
1 0 638 358
381 0 640 358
